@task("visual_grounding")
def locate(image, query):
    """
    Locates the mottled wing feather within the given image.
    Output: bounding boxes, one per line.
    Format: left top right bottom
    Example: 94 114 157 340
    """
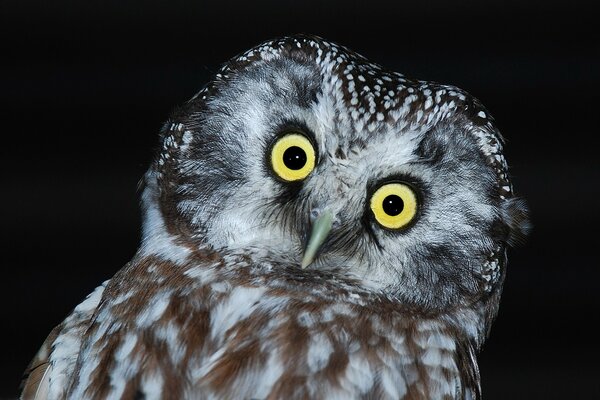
20 281 108 400
20 324 61 400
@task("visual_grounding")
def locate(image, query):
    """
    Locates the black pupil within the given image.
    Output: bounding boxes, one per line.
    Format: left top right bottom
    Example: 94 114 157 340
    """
382 195 404 216
283 146 307 170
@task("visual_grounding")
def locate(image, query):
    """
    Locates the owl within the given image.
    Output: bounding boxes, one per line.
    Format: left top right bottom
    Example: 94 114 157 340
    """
21 35 529 399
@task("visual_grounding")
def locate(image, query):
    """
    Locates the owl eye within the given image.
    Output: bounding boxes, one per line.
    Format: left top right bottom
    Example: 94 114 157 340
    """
370 183 418 230
270 133 316 182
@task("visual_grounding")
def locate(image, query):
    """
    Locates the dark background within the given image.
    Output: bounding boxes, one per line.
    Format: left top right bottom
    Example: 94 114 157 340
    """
1 0 598 398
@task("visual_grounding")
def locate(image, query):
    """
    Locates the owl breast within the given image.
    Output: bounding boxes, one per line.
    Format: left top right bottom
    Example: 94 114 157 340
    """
58 254 479 399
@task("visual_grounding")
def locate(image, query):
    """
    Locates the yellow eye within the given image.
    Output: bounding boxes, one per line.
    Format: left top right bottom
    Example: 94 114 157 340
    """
370 183 418 230
270 133 316 182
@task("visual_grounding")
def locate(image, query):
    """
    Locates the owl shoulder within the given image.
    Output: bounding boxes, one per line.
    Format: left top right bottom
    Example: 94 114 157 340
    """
20 281 108 400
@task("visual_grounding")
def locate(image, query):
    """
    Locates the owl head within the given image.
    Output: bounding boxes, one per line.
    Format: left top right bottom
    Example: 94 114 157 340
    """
140 35 529 346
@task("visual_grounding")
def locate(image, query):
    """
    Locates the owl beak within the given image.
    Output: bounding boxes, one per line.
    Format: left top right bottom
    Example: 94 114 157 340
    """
301 210 333 269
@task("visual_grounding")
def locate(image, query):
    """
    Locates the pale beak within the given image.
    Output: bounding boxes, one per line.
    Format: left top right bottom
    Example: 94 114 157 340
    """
301 210 333 269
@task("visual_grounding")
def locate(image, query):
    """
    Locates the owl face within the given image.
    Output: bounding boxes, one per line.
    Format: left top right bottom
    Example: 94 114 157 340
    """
152 36 528 313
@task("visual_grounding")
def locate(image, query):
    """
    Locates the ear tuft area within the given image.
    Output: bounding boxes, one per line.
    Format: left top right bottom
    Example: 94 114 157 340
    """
500 197 532 246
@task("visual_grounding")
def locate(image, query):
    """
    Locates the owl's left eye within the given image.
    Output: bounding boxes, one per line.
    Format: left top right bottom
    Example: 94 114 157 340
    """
270 133 316 182
370 182 418 230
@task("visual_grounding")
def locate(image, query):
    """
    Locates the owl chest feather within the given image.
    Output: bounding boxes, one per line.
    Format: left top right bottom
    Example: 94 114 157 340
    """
42 254 481 400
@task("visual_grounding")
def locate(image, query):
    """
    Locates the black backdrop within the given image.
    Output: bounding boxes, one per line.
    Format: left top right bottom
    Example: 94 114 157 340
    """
1 1 598 398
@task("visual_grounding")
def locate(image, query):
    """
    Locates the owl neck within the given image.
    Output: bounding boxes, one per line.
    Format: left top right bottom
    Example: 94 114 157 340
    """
437 299 497 352
138 170 195 263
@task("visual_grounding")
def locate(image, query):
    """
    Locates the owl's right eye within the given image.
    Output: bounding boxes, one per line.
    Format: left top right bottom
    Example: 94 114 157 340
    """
270 133 316 182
